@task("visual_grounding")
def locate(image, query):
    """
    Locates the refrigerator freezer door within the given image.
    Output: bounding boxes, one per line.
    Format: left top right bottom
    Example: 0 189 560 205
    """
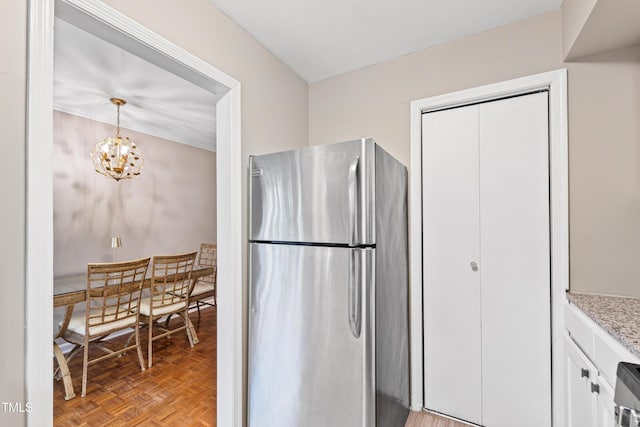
249 139 375 245
249 243 373 427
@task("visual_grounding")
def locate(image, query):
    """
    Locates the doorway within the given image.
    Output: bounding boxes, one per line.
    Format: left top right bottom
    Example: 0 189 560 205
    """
26 0 242 425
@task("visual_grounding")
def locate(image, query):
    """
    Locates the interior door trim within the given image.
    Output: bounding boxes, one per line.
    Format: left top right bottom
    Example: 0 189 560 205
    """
26 1 243 425
408 69 568 427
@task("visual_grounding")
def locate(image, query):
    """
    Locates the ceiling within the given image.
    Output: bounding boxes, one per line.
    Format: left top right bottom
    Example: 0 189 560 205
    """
211 0 562 82
54 18 226 152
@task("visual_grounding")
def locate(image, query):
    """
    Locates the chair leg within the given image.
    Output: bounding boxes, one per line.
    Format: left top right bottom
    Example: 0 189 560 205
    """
196 301 201 319
148 317 154 368
81 339 89 397
182 309 199 346
53 342 76 400
135 320 146 371
54 344 81 380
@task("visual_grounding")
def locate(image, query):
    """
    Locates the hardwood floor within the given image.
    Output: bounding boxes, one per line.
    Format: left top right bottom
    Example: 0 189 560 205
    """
405 410 473 427
54 307 217 426
55 306 470 427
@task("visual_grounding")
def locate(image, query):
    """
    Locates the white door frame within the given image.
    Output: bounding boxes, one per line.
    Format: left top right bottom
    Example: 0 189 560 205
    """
26 1 243 425
409 69 568 425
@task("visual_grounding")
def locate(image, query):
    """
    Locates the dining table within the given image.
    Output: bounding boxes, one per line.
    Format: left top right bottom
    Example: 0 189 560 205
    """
53 265 215 400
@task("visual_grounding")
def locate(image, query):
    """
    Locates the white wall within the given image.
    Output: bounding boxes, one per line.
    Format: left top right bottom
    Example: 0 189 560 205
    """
53 111 216 276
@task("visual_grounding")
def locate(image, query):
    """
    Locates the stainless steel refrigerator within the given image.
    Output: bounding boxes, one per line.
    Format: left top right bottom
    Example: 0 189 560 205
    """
248 138 409 427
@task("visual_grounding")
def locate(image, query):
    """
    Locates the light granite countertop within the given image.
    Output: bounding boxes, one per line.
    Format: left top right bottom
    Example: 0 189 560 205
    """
567 292 640 360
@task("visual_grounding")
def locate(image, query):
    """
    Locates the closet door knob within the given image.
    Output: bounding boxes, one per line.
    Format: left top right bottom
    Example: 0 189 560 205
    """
470 261 478 272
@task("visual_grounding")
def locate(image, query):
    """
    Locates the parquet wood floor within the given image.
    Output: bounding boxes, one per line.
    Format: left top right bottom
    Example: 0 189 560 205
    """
54 305 470 427
54 307 217 426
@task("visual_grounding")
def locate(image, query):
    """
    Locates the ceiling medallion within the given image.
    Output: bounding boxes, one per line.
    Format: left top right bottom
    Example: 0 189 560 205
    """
90 97 144 181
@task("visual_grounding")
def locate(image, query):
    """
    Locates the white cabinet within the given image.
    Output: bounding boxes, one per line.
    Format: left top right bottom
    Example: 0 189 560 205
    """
565 335 620 427
422 92 551 427
565 332 619 427
564 303 640 427
565 335 598 427
596 375 617 427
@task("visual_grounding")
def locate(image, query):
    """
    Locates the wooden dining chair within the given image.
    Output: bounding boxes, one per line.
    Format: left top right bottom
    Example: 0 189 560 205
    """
190 243 217 316
58 257 150 397
138 251 198 368
163 243 216 328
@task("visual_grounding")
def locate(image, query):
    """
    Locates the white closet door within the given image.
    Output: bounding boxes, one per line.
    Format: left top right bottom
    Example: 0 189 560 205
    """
479 92 551 427
422 105 482 425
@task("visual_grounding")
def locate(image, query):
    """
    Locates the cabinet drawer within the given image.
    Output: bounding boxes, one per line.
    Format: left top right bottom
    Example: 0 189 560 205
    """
566 304 595 359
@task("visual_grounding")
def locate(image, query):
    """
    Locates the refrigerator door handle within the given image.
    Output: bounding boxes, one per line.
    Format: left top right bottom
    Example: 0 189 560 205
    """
348 249 362 338
348 156 360 246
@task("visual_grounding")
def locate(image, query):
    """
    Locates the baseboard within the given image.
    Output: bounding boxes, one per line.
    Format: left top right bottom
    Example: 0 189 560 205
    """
55 301 216 354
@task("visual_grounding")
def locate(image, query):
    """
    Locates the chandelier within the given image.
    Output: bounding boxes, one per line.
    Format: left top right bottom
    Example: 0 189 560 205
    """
91 98 144 181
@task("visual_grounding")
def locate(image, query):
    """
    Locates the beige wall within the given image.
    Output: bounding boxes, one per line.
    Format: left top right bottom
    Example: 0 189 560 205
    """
6 0 308 424
53 111 216 275
567 46 640 296
561 0 597 57
309 11 562 166
562 0 640 60
0 0 26 425
309 10 640 297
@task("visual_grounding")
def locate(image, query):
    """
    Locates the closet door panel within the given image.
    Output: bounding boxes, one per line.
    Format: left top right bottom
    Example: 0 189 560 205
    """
479 92 551 427
422 106 482 425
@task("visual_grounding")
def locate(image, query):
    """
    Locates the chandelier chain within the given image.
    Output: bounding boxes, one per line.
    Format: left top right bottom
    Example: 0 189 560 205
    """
116 103 121 137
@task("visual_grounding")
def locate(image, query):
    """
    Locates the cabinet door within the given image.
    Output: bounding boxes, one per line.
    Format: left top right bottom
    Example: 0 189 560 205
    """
565 336 597 427
422 105 482 425
479 92 551 427
595 375 616 427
